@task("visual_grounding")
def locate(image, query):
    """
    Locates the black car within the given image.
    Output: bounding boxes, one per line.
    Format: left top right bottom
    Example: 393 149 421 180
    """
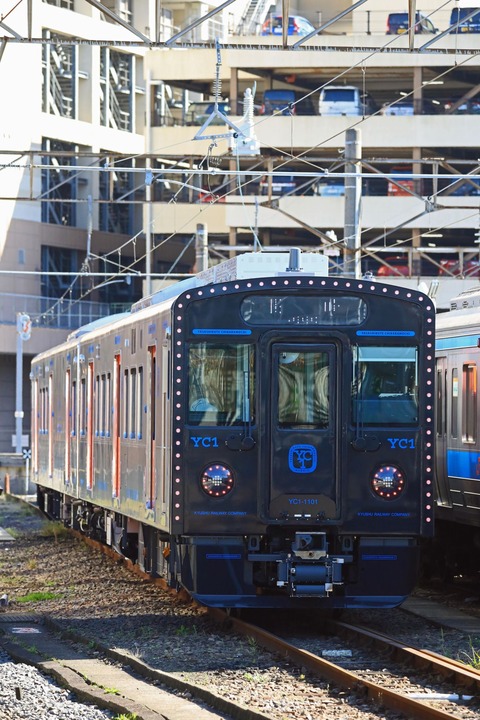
450 6 480 33
387 12 438 34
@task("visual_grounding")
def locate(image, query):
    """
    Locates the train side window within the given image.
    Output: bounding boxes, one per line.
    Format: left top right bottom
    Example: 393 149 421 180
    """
188 343 255 426
277 351 329 428
451 368 458 439
462 363 476 443
40 386 48 434
352 346 418 425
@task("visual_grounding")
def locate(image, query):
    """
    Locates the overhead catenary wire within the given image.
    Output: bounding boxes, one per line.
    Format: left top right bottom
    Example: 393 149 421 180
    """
4 0 480 321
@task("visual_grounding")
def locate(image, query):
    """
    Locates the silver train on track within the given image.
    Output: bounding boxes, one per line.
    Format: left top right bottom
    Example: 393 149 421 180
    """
434 287 480 578
31 248 435 609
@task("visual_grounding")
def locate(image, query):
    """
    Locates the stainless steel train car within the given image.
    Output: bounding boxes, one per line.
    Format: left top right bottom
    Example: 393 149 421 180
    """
31 249 435 609
434 288 480 576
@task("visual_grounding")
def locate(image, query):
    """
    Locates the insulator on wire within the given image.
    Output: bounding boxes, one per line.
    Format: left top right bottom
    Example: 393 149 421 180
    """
213 76 222 101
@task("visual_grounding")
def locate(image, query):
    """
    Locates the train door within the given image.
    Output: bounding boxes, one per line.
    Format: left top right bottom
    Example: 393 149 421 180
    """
435 356 451 507
32 377 38 475
78 373 87 487
159 344 171 522
48 373 53 478
268 344 339 520
70 374 78 492
145 345 156 509
112 354 121 498
65 369 71 485
86 361 94 491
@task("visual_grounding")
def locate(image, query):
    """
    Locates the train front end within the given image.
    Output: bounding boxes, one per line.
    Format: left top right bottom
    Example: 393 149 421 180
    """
171 257 435 608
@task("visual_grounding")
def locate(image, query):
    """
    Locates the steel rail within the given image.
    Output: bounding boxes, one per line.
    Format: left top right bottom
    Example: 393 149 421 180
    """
332 619 480 691
208 608 476 720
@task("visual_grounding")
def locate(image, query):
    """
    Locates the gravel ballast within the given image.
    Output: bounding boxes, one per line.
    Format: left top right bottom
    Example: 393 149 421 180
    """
1 496 480 720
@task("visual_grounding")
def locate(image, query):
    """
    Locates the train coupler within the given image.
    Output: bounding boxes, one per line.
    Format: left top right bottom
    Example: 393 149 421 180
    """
276 533 345 597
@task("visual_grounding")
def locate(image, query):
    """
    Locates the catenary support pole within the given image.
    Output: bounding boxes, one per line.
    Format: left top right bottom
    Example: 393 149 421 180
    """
343 128 362 278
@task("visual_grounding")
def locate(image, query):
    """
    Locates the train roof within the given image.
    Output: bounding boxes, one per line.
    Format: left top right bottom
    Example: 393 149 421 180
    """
436 286 480 334
131 249 329 312
447 286 480 311
67 311 131 340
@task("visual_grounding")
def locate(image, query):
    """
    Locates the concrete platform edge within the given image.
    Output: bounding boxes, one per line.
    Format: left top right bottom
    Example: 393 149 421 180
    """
0 616 269 720
0 636 165 720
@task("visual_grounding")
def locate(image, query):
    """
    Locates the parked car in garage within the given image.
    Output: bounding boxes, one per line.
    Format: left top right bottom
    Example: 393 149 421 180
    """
449 6 480 33
185 100 242 126
376 256 410 277
387 11 438 34
261 15 316 36
387 165 415 196
450 178 480 195
444 98 480 114
318 85 377 116
380 98 441 115
259 174 298 195
439 259 480 276
260 89 316 116
314 179 345 196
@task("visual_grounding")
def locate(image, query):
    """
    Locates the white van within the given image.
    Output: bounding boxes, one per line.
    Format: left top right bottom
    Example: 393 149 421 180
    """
318 85 377 116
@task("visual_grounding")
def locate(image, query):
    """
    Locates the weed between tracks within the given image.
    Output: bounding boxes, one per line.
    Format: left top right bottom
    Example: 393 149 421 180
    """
460 637 480 669
17 591 62 603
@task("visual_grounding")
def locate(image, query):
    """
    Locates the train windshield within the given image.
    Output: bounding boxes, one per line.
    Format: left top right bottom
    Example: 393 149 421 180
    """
277 350 329 428
352 346 419 425
188 343 255 426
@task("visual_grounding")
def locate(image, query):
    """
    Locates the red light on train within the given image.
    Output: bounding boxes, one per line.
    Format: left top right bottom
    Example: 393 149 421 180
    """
371 464 406 500
200 464 234 497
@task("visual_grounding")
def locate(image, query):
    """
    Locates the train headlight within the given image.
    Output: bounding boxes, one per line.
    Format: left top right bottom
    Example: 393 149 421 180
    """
371 464 405 500
200 464 234 497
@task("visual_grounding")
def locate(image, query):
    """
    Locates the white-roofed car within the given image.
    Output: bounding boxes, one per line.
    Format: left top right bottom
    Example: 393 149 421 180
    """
318 85 377 116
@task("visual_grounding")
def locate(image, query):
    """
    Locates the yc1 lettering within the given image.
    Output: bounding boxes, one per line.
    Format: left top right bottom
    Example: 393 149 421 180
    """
387 438 415 449
191 436 219 448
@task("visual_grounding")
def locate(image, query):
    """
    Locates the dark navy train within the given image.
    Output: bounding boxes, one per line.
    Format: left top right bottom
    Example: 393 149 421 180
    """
434 288 480 577
31 249 435 609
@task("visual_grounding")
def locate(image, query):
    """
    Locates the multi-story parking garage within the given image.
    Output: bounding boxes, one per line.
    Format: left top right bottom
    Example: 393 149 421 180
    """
146 28 480 304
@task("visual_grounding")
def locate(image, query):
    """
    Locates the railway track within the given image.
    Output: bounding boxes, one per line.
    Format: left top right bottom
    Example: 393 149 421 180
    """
207 609 480 720
1 492 480 720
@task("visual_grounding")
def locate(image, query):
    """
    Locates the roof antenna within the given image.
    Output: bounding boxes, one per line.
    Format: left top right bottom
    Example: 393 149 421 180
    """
286 247 302 272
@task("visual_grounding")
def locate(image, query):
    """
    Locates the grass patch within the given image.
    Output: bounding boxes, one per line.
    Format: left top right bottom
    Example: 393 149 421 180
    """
39 521 69 541
0 575 22 586
3 527 21 539
175 624 197 637
16 591 62 603
461 637 480 669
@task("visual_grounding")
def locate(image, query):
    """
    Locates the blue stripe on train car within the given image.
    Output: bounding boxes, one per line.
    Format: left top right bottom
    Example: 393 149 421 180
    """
447 448 480 480
436 334 480 350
